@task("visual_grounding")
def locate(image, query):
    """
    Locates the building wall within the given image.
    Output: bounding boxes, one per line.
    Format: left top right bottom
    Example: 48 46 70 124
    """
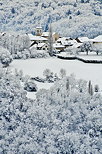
53 33 60 42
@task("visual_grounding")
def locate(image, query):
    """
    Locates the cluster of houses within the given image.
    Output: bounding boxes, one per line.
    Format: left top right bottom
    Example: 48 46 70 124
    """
28 27 102 53
0 27 102 53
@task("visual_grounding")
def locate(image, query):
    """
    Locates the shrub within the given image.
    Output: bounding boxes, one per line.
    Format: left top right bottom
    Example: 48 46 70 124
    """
24 81 37 92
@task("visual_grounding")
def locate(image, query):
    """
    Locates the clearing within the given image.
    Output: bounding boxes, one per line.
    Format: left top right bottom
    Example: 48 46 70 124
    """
10 57 102 99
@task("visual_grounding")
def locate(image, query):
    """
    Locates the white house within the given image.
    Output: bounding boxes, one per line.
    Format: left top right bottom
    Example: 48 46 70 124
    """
75 37 90 43
53 43 65 51
93 35 102 43
37 43 48 50
57 37 76 48
28 34 48 46
92 35 102 52
41 32 59 42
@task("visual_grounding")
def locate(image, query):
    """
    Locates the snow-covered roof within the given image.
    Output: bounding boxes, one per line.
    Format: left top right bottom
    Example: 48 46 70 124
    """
71 43 83 48
41 32 56 37
57 37 76 46
37 43 46 48
57 37 71 42
28 34 48 41
30 44 37 50
93 35 102 42
67 39 78 45
76 37 90 43
36 27 42 29
42 32 49 37
53 43 65 48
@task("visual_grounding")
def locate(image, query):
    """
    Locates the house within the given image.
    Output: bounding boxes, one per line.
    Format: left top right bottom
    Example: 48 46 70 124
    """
75 37 90 43
70 43 83 49
34 26 59 42
37 43 48 50
57 37 74 47
92 35 102 43
53 43 65 51
29 42 48 51
28 34 48 46
92 35 102 51
57 37 72 43
41 32 59 42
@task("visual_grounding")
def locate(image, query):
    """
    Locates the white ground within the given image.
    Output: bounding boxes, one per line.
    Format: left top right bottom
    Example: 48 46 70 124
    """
10 57 102 99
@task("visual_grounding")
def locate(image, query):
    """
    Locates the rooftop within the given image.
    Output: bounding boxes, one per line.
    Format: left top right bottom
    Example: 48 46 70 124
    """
41 32 56 37
28 34 48 41
37 43 46 48
53 43 65 48
76 37 90 42
93 35 102 42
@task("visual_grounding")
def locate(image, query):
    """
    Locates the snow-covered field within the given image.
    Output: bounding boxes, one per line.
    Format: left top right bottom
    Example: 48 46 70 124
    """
10 57 102 99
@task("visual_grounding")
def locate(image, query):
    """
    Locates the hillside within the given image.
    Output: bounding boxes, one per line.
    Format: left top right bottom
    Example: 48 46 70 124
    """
0 0 102 38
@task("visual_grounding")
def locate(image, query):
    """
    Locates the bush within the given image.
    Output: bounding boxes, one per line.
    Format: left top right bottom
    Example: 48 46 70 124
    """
30 49 49 58
24 81 37 92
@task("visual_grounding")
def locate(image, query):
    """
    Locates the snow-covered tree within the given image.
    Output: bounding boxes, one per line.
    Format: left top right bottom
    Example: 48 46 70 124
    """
0 33 30 59
43 68 52 80
0 68 102 153
24 80 37 92
59 68 66 78
80 41 93 55
0 46 13 67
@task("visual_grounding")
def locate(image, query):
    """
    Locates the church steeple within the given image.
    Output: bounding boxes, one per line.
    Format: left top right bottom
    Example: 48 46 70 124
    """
35 27 42 36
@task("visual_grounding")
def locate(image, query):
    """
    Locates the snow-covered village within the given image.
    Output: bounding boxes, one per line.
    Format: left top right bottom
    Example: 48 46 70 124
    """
0 0 102 153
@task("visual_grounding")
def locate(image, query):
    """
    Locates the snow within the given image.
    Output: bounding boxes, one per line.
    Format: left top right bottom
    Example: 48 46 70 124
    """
41 32 56 37
28 34 48 41
10 57 102 99
36 26 42 29
57 37 71 43
41 32 49 37
93 35 102 42
30 44 37 49
27 81 52 99
77 37 90 42
1 0 102 39
78 55 102 60
57 52 75 57
53 43 65 48
70 42 82 48
37 43 46 48
57 37 74 46
78 52 102 60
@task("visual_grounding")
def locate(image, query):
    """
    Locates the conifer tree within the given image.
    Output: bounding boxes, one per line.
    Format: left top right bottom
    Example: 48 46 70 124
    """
48 23 53 56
